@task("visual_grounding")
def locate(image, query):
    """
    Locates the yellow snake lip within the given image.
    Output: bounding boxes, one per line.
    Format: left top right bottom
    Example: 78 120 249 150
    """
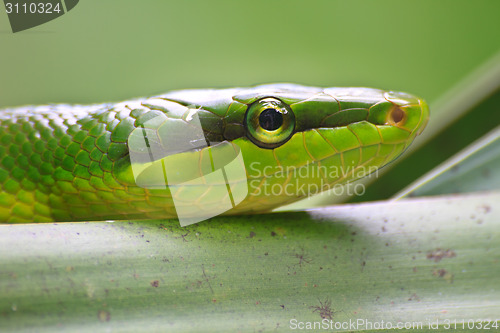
416 98 430 136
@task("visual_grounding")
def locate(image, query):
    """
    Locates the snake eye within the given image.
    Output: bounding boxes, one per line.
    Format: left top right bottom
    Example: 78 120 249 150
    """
245 98 295 148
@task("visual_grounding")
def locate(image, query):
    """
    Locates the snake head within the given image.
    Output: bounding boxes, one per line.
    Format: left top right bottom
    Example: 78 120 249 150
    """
227 84 429 212
156 83 430 216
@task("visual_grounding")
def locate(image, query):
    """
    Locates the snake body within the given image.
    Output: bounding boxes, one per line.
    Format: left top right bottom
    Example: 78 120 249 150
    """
0 84 429 223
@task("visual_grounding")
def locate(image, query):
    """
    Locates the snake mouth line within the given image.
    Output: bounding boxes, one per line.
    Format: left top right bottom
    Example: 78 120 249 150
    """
245 126 406 181
244 143 391 204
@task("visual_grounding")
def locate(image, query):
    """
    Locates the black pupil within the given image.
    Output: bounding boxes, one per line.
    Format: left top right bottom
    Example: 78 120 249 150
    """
259 108 283 131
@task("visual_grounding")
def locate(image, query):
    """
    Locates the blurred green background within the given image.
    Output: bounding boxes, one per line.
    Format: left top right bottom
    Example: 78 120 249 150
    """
1 0 500 200
1 0 500 108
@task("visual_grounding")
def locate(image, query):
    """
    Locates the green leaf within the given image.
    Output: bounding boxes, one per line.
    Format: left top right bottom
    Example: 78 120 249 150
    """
396 125 500 198
1 191 499 331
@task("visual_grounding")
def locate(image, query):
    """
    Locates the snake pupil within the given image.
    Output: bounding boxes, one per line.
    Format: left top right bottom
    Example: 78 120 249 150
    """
259 108 283 131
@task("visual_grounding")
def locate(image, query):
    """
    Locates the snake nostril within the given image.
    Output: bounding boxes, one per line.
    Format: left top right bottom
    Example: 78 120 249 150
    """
389 107 405 125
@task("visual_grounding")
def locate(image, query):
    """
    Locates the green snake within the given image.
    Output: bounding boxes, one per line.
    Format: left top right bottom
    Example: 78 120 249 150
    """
0 84 429 223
